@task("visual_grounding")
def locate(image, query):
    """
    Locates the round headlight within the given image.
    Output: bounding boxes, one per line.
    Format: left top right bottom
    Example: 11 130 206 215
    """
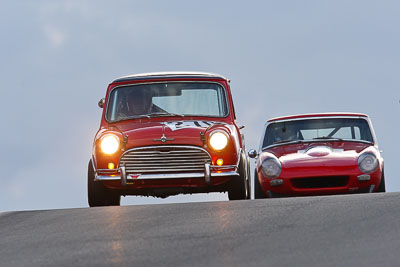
100 135 120 155
209 131 228 151
358 153 378 173
260 158 281 178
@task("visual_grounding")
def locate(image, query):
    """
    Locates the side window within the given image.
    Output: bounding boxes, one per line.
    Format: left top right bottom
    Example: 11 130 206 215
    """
354 127 361 139
332 127 352 139
300 128 335 139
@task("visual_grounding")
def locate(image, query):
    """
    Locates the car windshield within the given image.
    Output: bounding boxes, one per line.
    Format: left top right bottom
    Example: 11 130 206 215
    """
263 118 374 148
106 82 228 122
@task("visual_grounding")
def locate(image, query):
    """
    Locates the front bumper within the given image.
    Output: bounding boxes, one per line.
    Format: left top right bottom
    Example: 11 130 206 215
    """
94 160 238 187
258 172 382 197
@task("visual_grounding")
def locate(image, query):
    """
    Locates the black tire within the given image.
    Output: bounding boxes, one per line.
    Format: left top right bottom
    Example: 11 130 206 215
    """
88 160 121 207
228 155 248 200
254 170 266 199
246 156 251 199
376 170 386 193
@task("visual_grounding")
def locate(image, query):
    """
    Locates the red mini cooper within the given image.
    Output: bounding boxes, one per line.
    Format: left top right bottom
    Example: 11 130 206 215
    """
88 72 250 206
249 113 385 198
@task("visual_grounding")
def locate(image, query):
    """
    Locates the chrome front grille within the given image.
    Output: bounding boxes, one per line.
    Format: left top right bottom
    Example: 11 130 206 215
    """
119 146 211 174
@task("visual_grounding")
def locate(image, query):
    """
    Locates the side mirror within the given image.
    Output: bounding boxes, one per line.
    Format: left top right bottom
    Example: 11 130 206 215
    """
248 149 258 158
98 98 105 108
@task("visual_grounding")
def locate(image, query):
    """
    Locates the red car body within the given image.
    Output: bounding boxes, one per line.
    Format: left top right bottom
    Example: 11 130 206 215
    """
250 113 385 198
88 72 250 206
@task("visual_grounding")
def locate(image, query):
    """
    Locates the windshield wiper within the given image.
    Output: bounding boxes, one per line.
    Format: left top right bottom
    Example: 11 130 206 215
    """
312 137 374 145
149 112 185 118
273 139 303 145
113 114 151 122
313 137 343 141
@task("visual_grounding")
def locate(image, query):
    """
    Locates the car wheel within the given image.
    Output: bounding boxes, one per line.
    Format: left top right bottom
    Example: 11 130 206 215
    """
228 154 248 200
245 156 252 199
376 170 386 193
254 170 266 199
88 160 121 207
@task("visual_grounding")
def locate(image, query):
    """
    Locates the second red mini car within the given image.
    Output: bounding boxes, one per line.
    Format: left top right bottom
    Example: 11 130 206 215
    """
249 113 385 198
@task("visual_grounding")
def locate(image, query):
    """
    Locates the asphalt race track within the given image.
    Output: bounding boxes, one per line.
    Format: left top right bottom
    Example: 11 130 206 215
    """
1 193 400 267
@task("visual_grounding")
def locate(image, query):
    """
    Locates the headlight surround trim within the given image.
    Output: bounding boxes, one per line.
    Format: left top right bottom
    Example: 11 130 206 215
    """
358 152 378 174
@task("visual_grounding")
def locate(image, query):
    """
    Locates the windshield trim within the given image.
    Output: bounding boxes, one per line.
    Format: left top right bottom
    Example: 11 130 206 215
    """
104 81 230 124
261 138 374 151
258 116 376 152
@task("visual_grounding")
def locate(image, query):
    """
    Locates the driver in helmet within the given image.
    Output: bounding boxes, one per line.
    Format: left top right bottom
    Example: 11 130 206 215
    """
126 88 153 115
114 88 153 120
276 127 298 142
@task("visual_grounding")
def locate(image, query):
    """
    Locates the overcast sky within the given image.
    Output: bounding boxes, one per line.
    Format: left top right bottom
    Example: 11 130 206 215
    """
1 0 399 211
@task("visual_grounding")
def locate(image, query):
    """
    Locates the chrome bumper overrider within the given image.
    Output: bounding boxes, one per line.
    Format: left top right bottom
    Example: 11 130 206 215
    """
93 162 238 186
